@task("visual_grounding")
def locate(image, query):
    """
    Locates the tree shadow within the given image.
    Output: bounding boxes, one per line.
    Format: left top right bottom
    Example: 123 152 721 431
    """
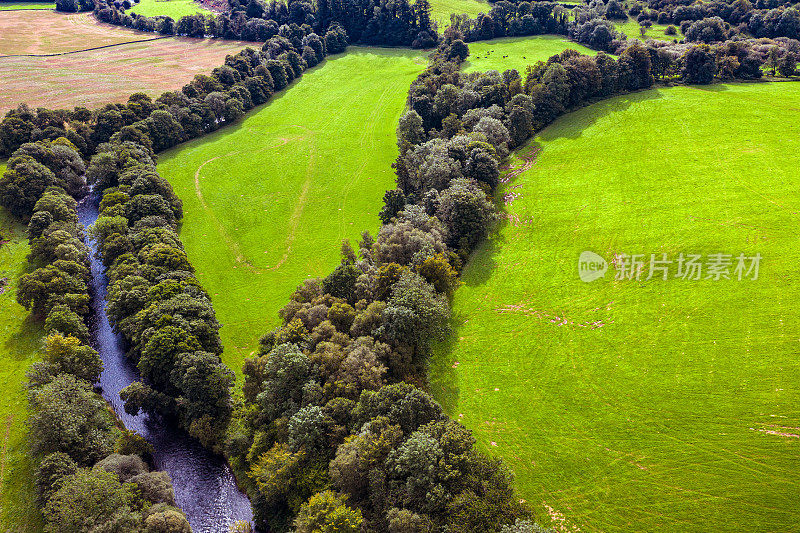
538 87 665 142
4 314 42 362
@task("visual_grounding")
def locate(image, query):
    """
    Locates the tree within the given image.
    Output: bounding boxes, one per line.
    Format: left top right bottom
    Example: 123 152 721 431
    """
44 304 89 343
42 333 103 383
436 178 500 252
682 45 717 84
43 469 140 532
380 271 449 355
35 452 78 505
294 490 363 533
29 374 116 464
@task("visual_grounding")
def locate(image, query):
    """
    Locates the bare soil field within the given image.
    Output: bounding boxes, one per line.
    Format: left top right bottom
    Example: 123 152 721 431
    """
0 10 165 55
0 12 250 112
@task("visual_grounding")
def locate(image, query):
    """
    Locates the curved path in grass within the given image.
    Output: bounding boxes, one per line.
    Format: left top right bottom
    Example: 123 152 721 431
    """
158 48 428 372
430 81 800 532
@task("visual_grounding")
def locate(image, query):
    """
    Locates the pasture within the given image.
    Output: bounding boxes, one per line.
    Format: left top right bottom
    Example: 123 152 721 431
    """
157 48 427 372
614 16 683 42
0 2 53 9
0 11 248 112
130 0 209 19
428 0 489 28
430 82 800 532
462 35 598 73
0 189 43 532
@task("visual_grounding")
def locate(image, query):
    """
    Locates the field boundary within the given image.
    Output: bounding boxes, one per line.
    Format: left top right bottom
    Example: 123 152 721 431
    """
0 35 170 58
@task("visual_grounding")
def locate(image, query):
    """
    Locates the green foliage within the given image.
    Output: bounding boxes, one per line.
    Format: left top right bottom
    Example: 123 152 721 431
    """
294 490 363 533
42 469 141 533
28 374 117 465
42 333 102 383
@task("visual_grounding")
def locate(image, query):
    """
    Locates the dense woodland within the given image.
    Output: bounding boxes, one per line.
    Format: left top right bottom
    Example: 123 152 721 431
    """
1 0 798 530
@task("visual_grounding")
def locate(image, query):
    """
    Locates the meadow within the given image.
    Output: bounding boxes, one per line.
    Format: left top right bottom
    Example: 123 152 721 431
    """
157 48 427 372
0 2 53 9
0 11 248 112
428 0 489 28
129 0 209 19
0 161 43 532
430 81 800 532
614 16 683 42
462 35 598 73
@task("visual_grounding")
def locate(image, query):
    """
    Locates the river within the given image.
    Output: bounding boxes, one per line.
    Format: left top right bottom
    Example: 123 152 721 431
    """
78 195 255 532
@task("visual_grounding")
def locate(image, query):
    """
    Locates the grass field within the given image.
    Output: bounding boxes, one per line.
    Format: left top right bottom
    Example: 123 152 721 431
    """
430 82 800 532
0 2 53 10
614 16 683 42
427 0 489 28
129 0 209 19
0 166 44 532
462 35 598 73
157 48 427 373
0 25 248 112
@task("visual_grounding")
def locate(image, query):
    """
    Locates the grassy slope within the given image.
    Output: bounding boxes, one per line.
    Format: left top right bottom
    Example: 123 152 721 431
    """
158 48 427 373
129 0 209 18
428 0 489 28
615 16 683 42
463 35 598 74
0 2 53 10
430 82 800 532
0 161 43 531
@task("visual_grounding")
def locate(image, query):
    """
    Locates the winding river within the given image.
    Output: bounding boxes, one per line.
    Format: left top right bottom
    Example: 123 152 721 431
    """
78 195 255 532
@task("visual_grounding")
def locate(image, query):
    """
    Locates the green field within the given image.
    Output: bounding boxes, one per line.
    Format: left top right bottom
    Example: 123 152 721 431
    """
430 82 800 532
463 35 598 73
0 2 53 9
129 0 209 18
158 48 427 373
615 16 683 42
0 164 43 532
428 0 489 28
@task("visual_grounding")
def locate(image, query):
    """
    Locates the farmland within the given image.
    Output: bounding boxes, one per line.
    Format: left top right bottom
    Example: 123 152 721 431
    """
462 35 598 73
0 11 248 112
0 10 161 55
0 185 43 532
430 82 800 532
129 0 209 19
156 48 427 372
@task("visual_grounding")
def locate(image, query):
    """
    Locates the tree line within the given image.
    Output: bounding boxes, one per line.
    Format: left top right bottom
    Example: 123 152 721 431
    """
5 138 192 531
58 0 438 48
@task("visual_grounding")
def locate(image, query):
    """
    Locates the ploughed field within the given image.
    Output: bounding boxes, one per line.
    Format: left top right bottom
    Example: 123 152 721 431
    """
0 10 249 112
0 165 43 532
430 82 800 532
156 48 428 372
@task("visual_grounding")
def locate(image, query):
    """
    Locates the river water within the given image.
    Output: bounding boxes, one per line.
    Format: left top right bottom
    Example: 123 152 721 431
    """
78 195 255 532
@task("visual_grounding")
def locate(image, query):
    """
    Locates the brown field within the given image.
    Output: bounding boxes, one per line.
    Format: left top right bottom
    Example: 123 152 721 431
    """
0 11 252 112
0 10 165 55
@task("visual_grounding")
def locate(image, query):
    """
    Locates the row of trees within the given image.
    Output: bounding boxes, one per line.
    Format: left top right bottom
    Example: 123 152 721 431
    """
85 0 437 48
626 0 800 40
225 40 538 533
4 144 191 531
87 141 236 452
447 1 570 42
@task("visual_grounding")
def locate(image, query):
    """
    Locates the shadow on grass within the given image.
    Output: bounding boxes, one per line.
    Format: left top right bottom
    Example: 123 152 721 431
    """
4 314 42 362
538 87 664 142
